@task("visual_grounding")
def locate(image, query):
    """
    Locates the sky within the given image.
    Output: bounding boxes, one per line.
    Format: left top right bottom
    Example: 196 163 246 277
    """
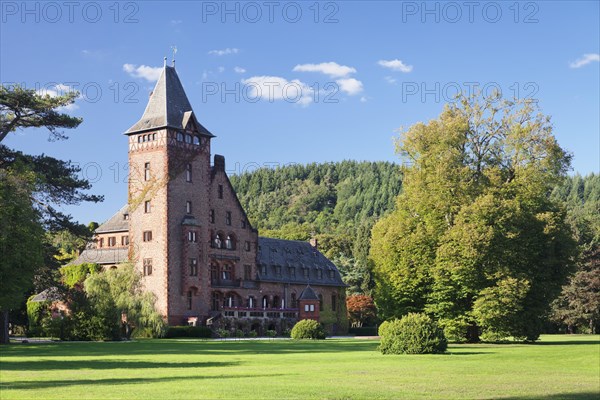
1 0 599 225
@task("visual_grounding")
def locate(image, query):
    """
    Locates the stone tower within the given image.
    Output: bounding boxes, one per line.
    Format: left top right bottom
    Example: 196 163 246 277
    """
125 63 215 324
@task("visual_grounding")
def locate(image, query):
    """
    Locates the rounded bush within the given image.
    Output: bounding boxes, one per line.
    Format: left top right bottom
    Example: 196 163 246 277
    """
290 319 326 340
379 313 447 354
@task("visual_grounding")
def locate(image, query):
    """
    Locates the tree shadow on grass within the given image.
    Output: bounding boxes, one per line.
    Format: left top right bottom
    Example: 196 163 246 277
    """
533 340 600 346
0 373 287 391
0 359 239 371
0 340 379 358
496 392 600 400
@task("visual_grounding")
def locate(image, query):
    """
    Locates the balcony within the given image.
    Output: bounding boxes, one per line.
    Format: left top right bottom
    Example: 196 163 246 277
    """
211 279 241 288
220 307 299 319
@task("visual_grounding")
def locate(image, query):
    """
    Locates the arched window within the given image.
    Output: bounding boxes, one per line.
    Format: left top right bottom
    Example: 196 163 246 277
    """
247 296 255 308
177 132 184 141
214 234 222 249
273 296 280 309
224 293 235 308
225 235 235 250
193 136 200 145
222 264 232 281
262 296 269 309
185 134 192 144
318 294 324 311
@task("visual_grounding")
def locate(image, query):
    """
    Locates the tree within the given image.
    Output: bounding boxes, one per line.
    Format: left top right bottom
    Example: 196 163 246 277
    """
0 85 81 142
346 294 377 328
0 85 100 344
371 93 576 341
0 169 44 343
84 263 166 339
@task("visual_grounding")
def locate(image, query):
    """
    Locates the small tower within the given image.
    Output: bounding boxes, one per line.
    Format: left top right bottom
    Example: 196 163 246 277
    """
298 285 320 322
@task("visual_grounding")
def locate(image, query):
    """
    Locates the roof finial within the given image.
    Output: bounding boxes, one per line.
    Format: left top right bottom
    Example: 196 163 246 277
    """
171 45 177 67
163 56 167 68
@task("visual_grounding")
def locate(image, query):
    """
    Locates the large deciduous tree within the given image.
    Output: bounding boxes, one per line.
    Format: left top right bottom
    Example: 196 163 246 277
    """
370 93 576 342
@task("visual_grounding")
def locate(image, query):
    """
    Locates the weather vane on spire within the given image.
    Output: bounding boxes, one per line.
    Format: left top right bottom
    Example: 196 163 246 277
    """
171 46 178 67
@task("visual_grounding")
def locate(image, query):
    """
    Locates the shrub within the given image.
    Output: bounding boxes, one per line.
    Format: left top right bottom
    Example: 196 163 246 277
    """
235 329 245 338
266 329 277 338
290 319 326 340
439 317 470 343
248 330 258 338
216 328 230 339
378 313 447 355
165 326 212 338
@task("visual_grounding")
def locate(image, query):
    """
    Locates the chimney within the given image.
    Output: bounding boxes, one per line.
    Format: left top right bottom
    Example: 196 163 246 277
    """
309 238 318 249
214 154 225 171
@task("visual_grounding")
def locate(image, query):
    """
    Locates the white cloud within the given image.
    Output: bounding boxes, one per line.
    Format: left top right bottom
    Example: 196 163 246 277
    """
170 19 182 25
569 53 600 68
234 66 246 74
218 66 225 73
360 96 368 103
123 64 163 82
241 76 315 106
384 76 397 85
378 59 413 73
336 78 363 95
208 48 239 56
293 62 356 78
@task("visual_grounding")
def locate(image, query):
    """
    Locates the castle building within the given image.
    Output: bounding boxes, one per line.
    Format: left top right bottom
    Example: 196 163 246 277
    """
71 62 347 334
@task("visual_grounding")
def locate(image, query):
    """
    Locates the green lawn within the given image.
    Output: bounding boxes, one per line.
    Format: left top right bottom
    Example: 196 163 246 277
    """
1 335 598 399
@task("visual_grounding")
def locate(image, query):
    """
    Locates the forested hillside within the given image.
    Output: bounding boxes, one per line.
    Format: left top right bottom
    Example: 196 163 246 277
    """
231 161 599 317
229 161 403 294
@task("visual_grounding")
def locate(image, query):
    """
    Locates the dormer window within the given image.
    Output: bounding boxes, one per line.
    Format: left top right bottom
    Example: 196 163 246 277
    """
177 132 184 141
123 214 129 220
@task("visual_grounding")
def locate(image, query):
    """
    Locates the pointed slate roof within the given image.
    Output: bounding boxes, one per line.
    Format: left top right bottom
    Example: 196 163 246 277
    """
125 65 214 136
298 285 319 301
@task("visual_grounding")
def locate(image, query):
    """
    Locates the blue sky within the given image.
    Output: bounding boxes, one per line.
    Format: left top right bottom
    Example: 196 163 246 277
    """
1 1 599 225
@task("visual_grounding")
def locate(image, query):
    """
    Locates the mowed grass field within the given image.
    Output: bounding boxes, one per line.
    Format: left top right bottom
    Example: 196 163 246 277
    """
0 335 598 399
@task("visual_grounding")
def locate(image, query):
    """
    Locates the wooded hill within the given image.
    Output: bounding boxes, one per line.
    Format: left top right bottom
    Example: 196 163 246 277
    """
231 163 599 298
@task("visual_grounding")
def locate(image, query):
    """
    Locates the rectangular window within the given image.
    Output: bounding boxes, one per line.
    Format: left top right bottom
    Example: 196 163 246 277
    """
143 231 153 242
241 219 246 229
274 265 282 277
317 269 323 279
144 200 151 213
121 235 129 246
209 209 215 223
186 163 192 182
261 265 267 275
98 238 104 248
108 237 116 247
144 162 150 181
289 267 296 278
304 304 309 312
188 231 197 242
186 201 192 214
218 184 223 199
225 211 231 226
143 258 153 276
303 268 309 278
190 258 198 276
328 270 335 279
244 241 251 252
244 265 252 280
310 304 315 312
